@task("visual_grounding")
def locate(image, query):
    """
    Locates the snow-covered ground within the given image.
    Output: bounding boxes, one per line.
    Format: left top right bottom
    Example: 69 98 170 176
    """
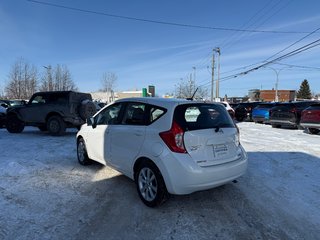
0 122 319 240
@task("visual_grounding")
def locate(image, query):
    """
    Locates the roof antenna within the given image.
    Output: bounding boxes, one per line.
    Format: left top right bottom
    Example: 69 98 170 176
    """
186 88 198 101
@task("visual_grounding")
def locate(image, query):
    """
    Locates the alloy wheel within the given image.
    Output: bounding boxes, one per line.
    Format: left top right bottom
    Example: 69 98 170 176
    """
138 167 158 202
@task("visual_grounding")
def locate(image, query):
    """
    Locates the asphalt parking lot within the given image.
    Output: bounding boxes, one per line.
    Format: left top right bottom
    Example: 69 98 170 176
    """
0 122 319 240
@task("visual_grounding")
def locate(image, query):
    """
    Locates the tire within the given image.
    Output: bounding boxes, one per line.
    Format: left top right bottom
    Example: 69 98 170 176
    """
236 116 244 122
6 114 25 133
47 116 66 136
135 161 168 207
38 126 47 132
308 128 320 135
272 124 281 128
79 100 97 121
77 138 92 165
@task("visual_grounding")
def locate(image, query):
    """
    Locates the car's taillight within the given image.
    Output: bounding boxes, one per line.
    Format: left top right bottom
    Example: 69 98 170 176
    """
159 121 187 153
269 110 273 116
290 108 297 113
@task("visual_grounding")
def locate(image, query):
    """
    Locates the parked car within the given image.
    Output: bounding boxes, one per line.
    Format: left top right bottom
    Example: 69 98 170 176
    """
300 103 320 134
234 102 261 122
77 98 248 207
229 103 239 109
269 101 318 129
221 101 235 119
0 99 26 107
252 102 278 124
0 102 7 128
6 91 97 135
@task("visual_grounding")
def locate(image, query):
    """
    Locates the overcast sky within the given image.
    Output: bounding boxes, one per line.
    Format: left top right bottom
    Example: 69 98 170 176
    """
1 0 320 97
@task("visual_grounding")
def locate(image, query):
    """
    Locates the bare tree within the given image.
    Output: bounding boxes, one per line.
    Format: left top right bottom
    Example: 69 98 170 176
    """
5 58 38 99
101 72 117 103
175 77 208 100
0 83 5 98
40 64 77 91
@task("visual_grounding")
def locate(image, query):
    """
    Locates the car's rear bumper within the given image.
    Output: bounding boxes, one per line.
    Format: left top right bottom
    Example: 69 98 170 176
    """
270 119 297 126
157 145 248 195
300 122 320 129
253 116 267 123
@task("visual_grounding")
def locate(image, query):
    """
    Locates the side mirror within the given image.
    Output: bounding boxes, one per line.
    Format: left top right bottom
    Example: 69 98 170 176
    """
87 117 96 128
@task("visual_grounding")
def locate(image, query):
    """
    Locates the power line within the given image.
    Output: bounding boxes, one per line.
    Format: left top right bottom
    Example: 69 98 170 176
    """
179 1 287 85
219 25 320 77
274 62 320 70
27 0 314 34
219 0 293 51
264 26 320 61
220 0 280 48
197 38 320 88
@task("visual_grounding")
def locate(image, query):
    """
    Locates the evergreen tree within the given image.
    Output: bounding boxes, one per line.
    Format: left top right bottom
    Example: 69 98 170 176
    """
297 79 312 99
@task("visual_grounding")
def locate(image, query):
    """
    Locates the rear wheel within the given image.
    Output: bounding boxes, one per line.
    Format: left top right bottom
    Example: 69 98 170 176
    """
6 114 25 133
77 138 92 165
135 161 168 207
272 124 281 128
47 116 66 136
236 116 244 122
308 128 320 135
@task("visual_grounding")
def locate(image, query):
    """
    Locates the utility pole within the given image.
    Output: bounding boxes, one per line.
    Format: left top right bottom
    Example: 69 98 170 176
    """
215 48 221 100
211 50 215 102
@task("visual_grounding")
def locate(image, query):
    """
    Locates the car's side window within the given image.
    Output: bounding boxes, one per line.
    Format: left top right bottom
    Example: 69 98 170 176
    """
122 103 146 125
31 95 46 104
149 107 165 123
96 103 123 125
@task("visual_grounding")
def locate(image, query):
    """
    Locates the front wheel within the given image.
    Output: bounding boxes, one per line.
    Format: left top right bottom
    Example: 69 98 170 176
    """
6 114 25 133
135 161 168 207
77 138 92 165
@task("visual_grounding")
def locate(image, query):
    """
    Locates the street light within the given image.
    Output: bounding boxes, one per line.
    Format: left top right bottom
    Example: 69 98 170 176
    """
266 66 290 102
211 47 221 102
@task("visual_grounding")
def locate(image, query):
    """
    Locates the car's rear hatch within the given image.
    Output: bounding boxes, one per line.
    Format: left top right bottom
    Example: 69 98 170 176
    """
270 103 296 122
184 128 241 167
301 104 320 123
174 103 242 167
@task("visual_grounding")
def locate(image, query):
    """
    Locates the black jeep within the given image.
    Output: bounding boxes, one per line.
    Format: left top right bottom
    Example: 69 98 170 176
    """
6 91 97 135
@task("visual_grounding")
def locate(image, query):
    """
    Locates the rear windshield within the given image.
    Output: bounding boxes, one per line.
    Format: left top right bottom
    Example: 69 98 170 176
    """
307 103 320 109
174 103 235 131
274 103 293 107
256 103 275 109
294 101 318 108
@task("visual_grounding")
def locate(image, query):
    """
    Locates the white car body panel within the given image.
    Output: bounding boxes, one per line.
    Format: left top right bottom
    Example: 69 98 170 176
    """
81 124 111 166
77 97 248 195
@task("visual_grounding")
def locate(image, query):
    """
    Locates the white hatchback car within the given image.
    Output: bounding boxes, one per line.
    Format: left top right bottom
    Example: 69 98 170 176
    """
77 98 248 207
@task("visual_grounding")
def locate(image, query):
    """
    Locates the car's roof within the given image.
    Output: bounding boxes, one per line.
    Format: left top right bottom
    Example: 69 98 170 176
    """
114 97 219 107
32 91 90 95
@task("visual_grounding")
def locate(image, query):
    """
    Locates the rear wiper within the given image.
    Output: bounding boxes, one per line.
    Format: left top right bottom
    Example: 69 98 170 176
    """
215 126 220 132
214 124 231 132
